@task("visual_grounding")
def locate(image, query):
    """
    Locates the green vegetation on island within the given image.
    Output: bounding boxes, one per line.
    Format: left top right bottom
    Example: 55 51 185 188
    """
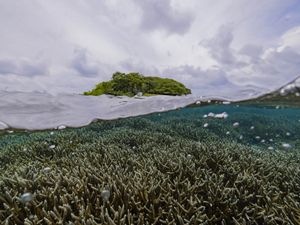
84 72 191 96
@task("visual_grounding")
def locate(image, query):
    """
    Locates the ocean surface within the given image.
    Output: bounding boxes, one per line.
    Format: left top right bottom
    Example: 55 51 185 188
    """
0 88 267 130
0 89 300 224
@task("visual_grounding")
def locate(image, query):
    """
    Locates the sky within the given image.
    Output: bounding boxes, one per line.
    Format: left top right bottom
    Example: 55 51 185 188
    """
0 0 300 96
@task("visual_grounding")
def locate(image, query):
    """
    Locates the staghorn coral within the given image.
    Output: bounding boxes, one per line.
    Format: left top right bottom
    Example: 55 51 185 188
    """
0 105 300 224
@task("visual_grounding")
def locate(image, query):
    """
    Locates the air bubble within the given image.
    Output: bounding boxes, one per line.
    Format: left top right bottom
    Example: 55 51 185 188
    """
20 193 33 203
222 101 231 105
101 189 110 202
43 167 51 173
215 112 228 119
233 122 239 127
208 112 215 117
282 143 292 149
58 125 66 130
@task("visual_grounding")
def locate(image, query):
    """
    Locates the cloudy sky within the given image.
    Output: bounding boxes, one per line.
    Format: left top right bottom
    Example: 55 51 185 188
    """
1 0 300 96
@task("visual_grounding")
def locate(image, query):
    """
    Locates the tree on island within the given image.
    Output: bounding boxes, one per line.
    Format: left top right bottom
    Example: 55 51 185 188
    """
84 72 191 97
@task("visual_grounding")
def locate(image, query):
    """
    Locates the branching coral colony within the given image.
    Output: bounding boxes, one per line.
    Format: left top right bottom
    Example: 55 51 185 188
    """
0 106 300 225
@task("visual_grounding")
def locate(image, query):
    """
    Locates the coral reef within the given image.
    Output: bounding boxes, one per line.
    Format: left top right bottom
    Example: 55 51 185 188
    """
0 105 300 224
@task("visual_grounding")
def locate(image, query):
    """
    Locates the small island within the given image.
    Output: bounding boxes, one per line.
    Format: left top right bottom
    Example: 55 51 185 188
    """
84 72 191 97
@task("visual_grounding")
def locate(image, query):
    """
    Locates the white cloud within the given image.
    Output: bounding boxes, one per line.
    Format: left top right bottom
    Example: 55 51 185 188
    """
201 25 244 67
0 0 299 97
71 48 107 77
279 26 300 51
0 58 48 77
228 26 300 88
134 0 194 35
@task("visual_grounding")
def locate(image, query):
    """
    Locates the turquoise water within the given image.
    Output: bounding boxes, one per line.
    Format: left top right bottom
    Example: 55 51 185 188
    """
2 104 299 151
1 103 300 224
142 104 300 150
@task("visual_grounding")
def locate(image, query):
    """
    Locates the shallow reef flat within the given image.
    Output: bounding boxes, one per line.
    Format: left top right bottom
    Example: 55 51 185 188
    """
0 104 300 224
